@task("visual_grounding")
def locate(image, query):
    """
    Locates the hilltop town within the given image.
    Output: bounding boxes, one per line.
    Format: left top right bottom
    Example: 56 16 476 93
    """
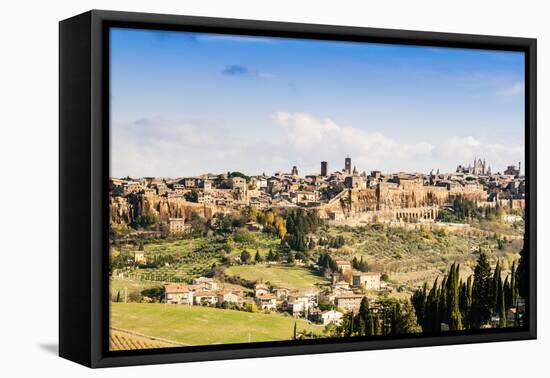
109 157 526 350
110 156 525 231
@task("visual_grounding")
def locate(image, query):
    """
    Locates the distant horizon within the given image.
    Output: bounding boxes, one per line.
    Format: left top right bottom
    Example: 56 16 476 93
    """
110 155 523 180
110 28 525 178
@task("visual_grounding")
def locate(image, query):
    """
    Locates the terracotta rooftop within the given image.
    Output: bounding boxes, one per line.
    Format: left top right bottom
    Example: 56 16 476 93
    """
164 284 191 294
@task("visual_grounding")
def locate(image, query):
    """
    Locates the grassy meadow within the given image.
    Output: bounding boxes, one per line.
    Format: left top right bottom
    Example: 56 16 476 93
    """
110 302 324 345
225 264 328 290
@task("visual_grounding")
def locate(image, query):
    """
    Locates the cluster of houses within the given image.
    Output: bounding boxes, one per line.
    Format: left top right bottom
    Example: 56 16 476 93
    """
110 156 525 232
163 260 384 327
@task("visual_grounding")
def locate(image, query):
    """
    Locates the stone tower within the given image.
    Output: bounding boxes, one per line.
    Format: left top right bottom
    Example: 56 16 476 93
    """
321 161 328 177
345 156 351 175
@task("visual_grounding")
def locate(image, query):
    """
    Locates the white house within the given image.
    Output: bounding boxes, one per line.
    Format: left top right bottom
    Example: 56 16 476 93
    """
255 293 277 311
164 284 194 305
321 310 344 326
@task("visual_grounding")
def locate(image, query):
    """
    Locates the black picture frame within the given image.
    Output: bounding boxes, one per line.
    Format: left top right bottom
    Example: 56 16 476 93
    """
59 9 537 368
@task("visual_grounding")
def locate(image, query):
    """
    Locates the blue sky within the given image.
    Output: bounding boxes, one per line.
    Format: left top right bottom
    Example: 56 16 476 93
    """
110 27 525 178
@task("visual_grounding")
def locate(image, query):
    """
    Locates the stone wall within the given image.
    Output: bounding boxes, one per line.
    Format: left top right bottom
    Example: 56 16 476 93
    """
110 194 216 225
316 182 487 223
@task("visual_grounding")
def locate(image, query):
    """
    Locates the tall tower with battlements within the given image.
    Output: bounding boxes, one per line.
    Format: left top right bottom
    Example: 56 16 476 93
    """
345 156 351 174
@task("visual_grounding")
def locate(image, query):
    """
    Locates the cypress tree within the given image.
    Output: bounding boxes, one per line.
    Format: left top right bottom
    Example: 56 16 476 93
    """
367 314 375 335
388 304 396 335
412 282 428 330
510 261 517 307
464 275 473 328
492 259 501 312
504 276 512 310
516 248 527 300
498 276 507 327
439 275 448 325
254 250 262 263
449 264 463 331
349 310 354 336
373 314 380 335
359 297 370 336
471 252 493 328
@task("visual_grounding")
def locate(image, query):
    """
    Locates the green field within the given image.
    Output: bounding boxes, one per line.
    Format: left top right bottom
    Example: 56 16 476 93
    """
225 264 328 290
111 302 324 345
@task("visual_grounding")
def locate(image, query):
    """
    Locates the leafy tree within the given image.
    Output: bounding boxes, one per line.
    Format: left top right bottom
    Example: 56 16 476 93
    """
189 211 207 235
395 301 422 334
233 228 253 243
240 250 251 264
184 190 199 203
134 214 157 229
228 171 251 183
218 214 233 233
141 287 164 302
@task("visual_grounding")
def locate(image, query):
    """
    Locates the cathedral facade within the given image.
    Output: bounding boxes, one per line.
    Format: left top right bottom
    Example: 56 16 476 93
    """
456 157 491 175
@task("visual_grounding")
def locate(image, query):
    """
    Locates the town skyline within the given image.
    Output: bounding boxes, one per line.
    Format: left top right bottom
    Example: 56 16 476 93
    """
110 156 523 180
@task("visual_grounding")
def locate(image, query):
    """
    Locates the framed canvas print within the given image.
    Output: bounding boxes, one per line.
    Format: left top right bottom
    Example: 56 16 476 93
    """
59 10 537 368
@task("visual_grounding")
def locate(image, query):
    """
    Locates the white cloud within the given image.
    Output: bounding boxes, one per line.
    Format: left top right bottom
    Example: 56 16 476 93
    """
272 112 523 174
273 111 434 168
497 81 524 96
111 113 524 178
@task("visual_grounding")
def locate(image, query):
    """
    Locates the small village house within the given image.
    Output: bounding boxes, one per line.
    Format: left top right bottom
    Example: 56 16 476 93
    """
194 291 218 306
164 284 194 305
335 293 364 312
255 293 277 311
274 287 291 299
168 217 191 235
254 283 270 297
133 250 147 265
192 277 219 291
320 310 344 325
334 259 352 273
217 289 244 306
352 271 381 290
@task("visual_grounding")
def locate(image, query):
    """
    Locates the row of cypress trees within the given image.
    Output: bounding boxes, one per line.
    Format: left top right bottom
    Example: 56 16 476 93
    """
334 297 420 337
411 251 522 332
